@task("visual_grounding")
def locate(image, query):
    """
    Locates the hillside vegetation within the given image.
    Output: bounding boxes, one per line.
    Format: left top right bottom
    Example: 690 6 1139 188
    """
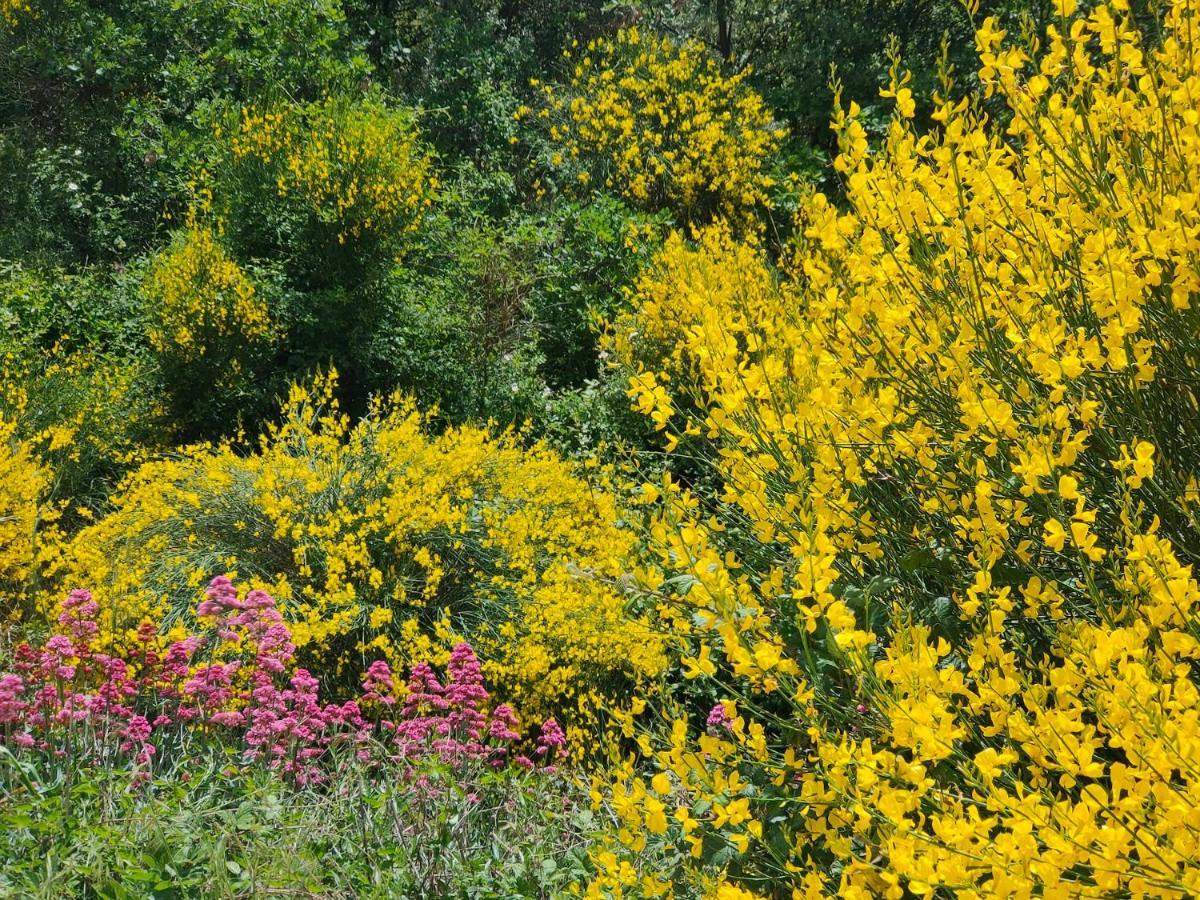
3 0 1200 897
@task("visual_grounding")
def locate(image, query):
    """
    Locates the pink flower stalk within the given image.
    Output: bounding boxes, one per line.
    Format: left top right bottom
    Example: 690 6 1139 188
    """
0 576 568 783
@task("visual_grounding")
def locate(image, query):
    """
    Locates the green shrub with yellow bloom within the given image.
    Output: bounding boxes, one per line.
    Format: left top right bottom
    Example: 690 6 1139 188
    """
539 27 781 224
144 225 271 365
216 95 436 269
0 336 166 618
44 372 666 734
0 0 29 28
141 223 274 431
146 95 438 434
592 0 1200 895
0 343 165 513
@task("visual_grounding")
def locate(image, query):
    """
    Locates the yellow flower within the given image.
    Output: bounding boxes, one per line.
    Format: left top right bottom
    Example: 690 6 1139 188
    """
594 2 1200 895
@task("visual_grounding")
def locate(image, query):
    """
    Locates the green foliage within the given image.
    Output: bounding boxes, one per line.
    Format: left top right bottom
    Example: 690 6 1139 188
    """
0 749 596 899
352 0 614 166
364 189 664 432
0 261 146 352
0 0 367 264
0 264 168 508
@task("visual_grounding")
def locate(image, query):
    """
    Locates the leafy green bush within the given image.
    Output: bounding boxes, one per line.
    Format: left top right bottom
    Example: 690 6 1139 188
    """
364 190 664 433
0 263 168 509
208 95 436 288
0 261 147 352
355 0 616 167
0 0 367 264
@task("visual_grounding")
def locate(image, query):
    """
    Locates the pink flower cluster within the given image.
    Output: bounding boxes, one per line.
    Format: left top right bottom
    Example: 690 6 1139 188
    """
0 589 165 767
0 577 568 785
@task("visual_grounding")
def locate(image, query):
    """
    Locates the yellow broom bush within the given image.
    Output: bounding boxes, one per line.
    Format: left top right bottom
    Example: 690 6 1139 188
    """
0 344 165 506
144 225 272 364
538 27 781 224
594 0 1200 895
44 372 666 735
0 417 48 615
222 94 436 251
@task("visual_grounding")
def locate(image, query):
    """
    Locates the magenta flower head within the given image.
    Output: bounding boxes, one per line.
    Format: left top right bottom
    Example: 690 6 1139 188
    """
535 718 567 760
58 590 100 643
706 701 733 731
0 674 27 726
197 575 244 618
489 704 521 743
362 660 396 706
44 634 74 658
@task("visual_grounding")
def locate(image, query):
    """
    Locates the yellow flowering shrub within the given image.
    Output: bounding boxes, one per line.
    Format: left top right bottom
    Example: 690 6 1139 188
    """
598 0 1200 894
45 373 665 732
224 95 436 249
144 225 271 363
540 28 780 223
0 416 46 611
0 343 161 617
0 345 165 509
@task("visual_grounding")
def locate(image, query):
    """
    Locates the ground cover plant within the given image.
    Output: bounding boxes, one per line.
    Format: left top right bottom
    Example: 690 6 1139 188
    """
3 0 1200 896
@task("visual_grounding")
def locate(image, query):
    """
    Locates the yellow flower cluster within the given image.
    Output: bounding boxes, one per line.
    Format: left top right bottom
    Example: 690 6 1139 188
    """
0 0 30 28
0 416 46 610
600 0 1200 894
44 373 665 732
0 345 159 600
542 28 780 222
144 226 271 362
228 96 436 247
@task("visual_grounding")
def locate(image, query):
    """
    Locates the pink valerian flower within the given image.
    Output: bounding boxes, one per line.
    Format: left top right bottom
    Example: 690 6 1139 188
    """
1 576 568 781
489 704 521 742
196 575 243 618
120 714 153 754
184 662 240 713
707 701 733 731
404 662 448 712
162 636 201 679
535 718 567 762
390 643 526 765
0 674 28 726
58 590 100 645
361 660 397 708
443 643 488 741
